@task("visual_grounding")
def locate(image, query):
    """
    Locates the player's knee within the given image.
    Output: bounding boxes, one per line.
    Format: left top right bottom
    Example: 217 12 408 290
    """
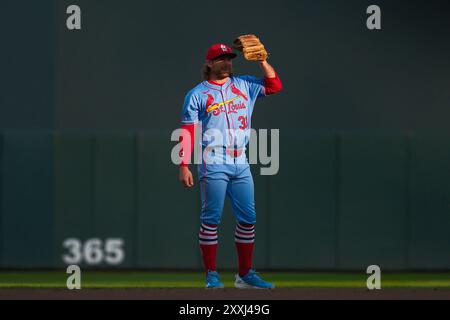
200 216 221 226
237 213 256 225
235 208 256 224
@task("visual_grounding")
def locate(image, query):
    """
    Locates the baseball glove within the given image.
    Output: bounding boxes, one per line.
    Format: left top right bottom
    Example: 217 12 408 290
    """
232 34 268 61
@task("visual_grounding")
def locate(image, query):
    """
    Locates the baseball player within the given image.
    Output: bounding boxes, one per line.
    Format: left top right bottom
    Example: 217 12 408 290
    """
178 35 282 289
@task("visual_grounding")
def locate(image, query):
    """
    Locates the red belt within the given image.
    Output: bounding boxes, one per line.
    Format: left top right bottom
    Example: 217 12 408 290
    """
225 148 244 157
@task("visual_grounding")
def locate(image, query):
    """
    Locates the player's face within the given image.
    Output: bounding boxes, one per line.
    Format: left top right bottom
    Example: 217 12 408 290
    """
209 56 233 79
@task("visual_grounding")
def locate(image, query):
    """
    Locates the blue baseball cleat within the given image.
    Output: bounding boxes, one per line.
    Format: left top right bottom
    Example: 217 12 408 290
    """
205 270 224 289
235 269 275 289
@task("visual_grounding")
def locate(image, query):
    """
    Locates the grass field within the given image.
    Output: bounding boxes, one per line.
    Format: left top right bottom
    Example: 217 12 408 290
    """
1 272 450 289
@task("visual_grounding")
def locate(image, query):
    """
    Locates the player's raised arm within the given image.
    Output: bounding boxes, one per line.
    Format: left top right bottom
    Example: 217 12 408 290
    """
233 34 282 95
259 60 276 78
259 60 282 95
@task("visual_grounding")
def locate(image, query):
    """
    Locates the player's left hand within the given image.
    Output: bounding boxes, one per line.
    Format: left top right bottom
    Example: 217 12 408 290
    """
232 34 268 61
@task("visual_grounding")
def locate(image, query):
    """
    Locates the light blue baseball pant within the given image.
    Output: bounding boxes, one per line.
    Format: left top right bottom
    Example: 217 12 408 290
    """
197 153 256 225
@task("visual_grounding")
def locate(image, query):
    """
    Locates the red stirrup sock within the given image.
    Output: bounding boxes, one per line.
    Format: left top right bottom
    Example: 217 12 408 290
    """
235 222 255 277
199 223 218 273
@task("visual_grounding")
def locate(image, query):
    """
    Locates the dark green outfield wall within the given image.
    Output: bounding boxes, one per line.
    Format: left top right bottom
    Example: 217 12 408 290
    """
53 0 450 132
1 131 450 270
1 0 450 269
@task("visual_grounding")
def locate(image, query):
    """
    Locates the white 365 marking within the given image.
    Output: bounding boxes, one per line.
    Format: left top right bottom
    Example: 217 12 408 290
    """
62 238 125 265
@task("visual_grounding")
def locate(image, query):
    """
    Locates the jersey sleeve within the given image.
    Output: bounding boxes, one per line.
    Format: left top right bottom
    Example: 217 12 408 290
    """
264 73 283 95
180 90 200 124
239 75 266 100
179 123 195 167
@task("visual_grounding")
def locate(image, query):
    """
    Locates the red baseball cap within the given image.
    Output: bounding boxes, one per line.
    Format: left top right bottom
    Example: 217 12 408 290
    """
206 43 237 61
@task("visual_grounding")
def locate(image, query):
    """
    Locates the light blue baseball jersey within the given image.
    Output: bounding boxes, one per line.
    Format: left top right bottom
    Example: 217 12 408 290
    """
180 75 266 151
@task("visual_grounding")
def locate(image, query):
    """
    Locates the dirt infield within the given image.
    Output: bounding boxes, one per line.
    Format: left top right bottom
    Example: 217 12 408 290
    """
1 288 450 300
